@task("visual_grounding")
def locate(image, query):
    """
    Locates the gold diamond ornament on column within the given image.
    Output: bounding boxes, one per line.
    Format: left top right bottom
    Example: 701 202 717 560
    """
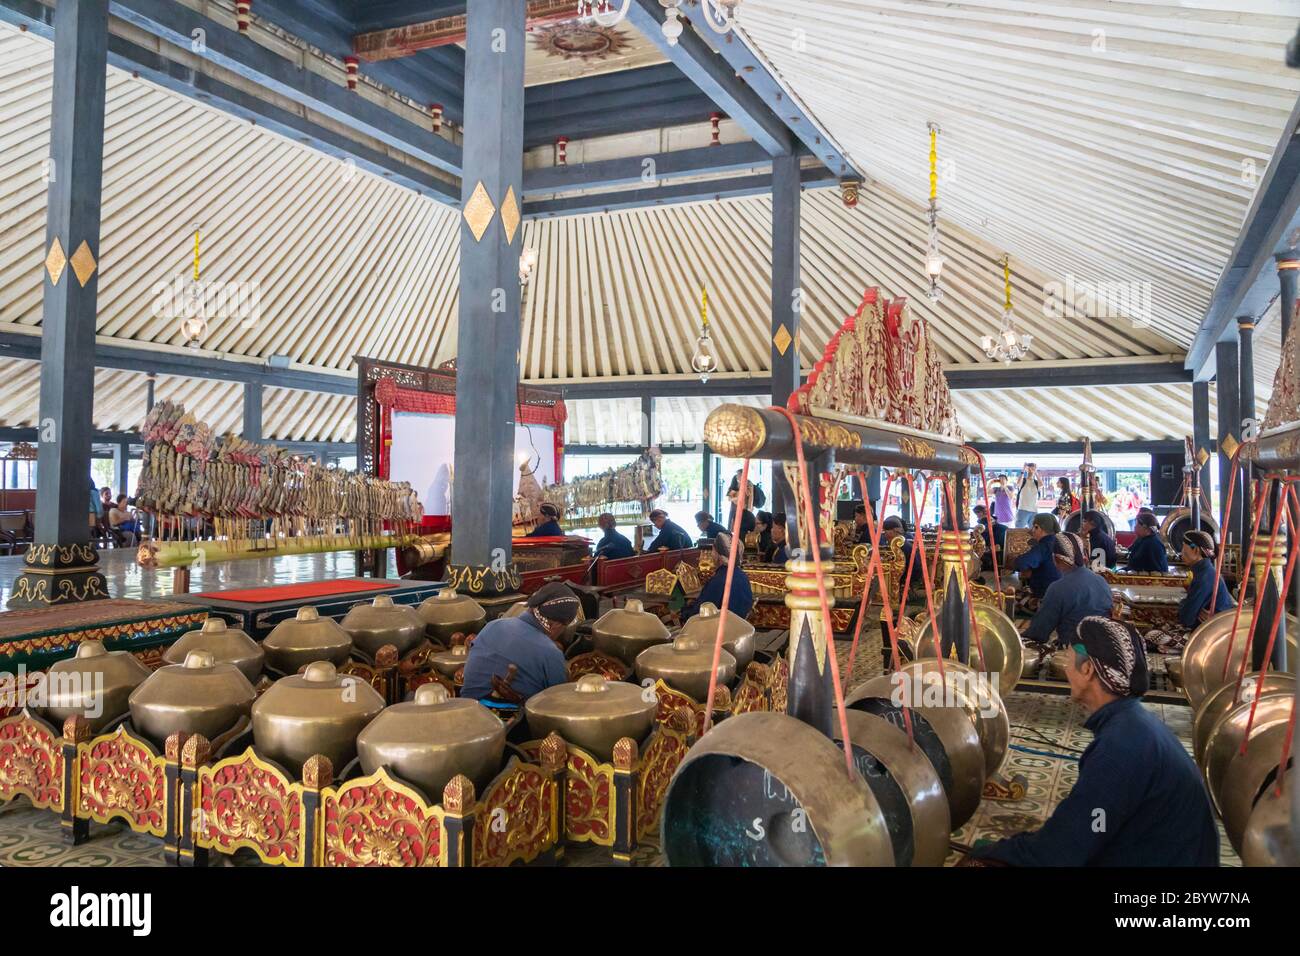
1221 433 1240 460
500 186 521 245
69 240 98 287
463 181 496 242
773 323 792 356
45 237 67 286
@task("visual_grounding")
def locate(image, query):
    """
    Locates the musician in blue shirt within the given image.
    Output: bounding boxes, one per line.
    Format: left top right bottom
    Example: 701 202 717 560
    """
684 533 753 621
1123 512 1169 573
1145 529 1234 653
1022 533 1115 648
967 616 1218 867
1081 510 1116 568
526 503 564 537
460 583 578 702
593 512 634 560
1177 530 1234 629
1013 513 1062 605
973 505 1008 572
694 511 728 541
644 509 693 552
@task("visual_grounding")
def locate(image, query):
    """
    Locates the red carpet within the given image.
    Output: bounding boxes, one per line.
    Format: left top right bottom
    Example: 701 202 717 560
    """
194 579 397 603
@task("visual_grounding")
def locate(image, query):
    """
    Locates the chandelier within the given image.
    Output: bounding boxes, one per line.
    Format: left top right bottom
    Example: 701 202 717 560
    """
981 254 1032 364
180 226 207 348
691 285 718 382
924 122 943 301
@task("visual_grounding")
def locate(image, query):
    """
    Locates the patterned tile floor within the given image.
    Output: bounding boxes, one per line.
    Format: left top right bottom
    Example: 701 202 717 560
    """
0 627 1238 868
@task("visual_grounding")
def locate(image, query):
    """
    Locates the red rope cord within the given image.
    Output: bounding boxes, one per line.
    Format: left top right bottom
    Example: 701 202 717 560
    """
846 471 896 675
702 457 750 734
1221 485 1270 682
904 472 946 682
770 406 855 778
1241 482 1298 753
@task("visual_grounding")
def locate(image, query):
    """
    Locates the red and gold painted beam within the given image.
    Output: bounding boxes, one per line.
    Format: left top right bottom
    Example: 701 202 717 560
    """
353 0 578 62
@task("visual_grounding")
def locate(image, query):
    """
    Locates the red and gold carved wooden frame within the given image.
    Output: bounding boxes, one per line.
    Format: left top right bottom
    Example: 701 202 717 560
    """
1102 569 1191 589
472 738 565 868
193 747 308 866
0 713 64 812
567 651 631 682
636 710 693 841
652 679 732 738
748 602 855 633
321 767 446 867
75 725 169 837
599 548 699 592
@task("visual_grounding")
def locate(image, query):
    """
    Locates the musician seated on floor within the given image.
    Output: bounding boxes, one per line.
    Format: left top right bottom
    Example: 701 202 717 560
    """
853 505 872 544
525 503 564 537
1145 530 1234 653
1123 512 1169 573
762 513 791 564
695 511 728 542
684 533 754 621
754 510 774 556
1081 510 1116 568
973 504 1007 572
1021 533 1115 648
593 512 634 560
880 516 917 604
460 583 579 702
644 508 694 552
968 616 1219 867
1011 513 1062 609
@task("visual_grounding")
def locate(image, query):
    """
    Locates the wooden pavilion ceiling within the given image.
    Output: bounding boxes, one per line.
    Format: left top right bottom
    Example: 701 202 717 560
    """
0 2 1294 447
734 0 1300 350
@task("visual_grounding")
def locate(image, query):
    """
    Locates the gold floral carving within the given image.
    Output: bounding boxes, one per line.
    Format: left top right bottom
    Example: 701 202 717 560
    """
473 760 557 868
636 724 690 839
322 768 443 867
196 749 305 866
77 727 168 837
793 288 964 442
1261 309 1300 434
446 562 521 595
0 715 64 812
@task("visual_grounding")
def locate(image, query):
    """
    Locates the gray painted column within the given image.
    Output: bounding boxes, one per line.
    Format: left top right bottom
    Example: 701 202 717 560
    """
242 383 263 442
1214 340 1241 548
10 0 110 607
1191 381 1211 528
447 0 526 598
145 372 156 413
1237 316 1255 551
1277 250 1298 345
770 152 801 533
112 441 128 498
641 395 654 449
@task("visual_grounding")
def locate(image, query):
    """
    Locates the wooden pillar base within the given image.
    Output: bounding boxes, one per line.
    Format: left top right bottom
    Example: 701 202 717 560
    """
445 562 523 600
7 543 109 608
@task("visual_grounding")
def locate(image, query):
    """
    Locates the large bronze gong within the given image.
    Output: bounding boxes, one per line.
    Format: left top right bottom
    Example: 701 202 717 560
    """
844 672 986 829
1191 673 1295 763
833 710 951 866
912 604 1024 696
1201 693 1294 820
1241 767 1296 867
661 712 896 866
1181 609 1297 710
